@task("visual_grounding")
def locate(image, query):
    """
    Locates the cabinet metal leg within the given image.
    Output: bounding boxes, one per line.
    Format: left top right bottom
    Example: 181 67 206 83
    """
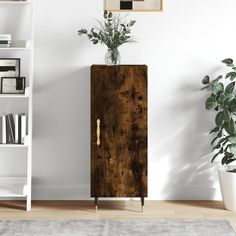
95 197 98 212
141 197 145 213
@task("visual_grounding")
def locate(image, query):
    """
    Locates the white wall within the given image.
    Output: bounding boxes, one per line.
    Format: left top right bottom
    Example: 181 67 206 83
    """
3 0 236 200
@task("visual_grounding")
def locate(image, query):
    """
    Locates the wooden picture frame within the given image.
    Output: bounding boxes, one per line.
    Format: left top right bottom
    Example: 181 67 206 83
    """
104 0 163 12
1 77 25 94
0 58 20 78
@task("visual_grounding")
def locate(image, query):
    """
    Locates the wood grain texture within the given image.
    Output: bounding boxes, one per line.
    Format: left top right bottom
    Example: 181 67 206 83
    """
91 65 148 198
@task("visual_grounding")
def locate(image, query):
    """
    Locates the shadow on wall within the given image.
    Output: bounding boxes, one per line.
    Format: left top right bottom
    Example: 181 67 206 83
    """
155 80 219 200
33 67 90 198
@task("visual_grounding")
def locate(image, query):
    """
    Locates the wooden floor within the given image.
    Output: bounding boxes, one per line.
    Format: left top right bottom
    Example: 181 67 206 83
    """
0 201 236 231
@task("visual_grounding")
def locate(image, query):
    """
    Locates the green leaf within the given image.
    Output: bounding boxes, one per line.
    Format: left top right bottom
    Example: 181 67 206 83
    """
226 158 236 164
221 152 235 165
215 112 224 127
216 138 227 146
230 144 236 155
217 94 226 104
202 76 210 85
213 83 224 95
226 72 236 81
213 75 223 83
221 155 235 165
222 58 233 66
229 100 236 112
91 29 98 37
224 94 235 104
211 153 219 163
211 136 218 145
226 152 235 158
222 139 228 146
225 119 236 135
217 130 223 138
228 136 236 144
108 12 113 18
222 109 231 122
211 150 222 163
213 144 221 151
211 76 223 85
78 29 87 35
225 82 235 94
206 97 217 110
129 20 136 27
209 127 219 134
221 155 228 165
225 144 231 152
93 39 99 44
104 10 108 19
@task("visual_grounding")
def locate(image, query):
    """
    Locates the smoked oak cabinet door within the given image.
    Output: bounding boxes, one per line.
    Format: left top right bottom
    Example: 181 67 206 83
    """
91 65 147 211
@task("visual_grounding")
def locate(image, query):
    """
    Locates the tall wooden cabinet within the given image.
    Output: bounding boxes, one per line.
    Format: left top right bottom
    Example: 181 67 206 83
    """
91 65 148 211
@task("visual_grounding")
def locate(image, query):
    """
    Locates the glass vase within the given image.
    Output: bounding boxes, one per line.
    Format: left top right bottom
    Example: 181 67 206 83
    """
105 48 120 66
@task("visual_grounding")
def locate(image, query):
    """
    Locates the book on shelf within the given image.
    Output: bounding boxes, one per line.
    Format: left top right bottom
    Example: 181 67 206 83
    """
0 41 11 44
0 113 27 144
14 114 19 144
6 114 15 143
19 113 26 144
0 115 6 144
0 34 12 48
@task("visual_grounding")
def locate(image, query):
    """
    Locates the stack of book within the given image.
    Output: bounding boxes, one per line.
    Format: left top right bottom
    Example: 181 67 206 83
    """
0 34 12 48
0 113 27 144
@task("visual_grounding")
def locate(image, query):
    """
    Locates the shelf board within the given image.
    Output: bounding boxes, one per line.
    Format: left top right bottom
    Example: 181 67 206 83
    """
0 87 29 98
0 135 29 147
0 177 27 197
0 143 27 147
0 0 31 6
0 40 30 50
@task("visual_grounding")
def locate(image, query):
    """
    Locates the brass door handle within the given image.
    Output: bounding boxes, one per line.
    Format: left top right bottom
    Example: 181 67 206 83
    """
96 119 101 146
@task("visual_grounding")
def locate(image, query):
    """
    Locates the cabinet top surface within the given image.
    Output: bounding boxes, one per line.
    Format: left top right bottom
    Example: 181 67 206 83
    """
91 65 147 67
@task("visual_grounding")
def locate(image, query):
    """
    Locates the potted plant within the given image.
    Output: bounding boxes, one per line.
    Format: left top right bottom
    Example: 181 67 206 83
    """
78 11 136 66
202 58 236 211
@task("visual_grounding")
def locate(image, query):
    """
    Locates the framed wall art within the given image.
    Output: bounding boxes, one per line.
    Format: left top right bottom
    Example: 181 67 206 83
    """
104 0 163 12
1 77 25 94
0 58 20 78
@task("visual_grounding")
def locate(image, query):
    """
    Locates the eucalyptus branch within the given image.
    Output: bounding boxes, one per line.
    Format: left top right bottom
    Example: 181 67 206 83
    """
78 11 136 50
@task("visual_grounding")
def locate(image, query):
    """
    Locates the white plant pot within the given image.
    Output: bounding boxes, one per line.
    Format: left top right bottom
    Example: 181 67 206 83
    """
218 167 236 211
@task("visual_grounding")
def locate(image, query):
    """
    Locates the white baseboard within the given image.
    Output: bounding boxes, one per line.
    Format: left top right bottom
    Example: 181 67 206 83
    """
31 185 222 201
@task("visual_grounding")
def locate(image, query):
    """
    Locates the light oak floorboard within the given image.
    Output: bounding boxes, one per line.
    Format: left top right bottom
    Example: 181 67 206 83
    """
0 201 235 231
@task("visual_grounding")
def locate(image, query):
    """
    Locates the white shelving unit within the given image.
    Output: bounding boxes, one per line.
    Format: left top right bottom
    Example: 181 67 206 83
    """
0 0 34 211
0 1 31 6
